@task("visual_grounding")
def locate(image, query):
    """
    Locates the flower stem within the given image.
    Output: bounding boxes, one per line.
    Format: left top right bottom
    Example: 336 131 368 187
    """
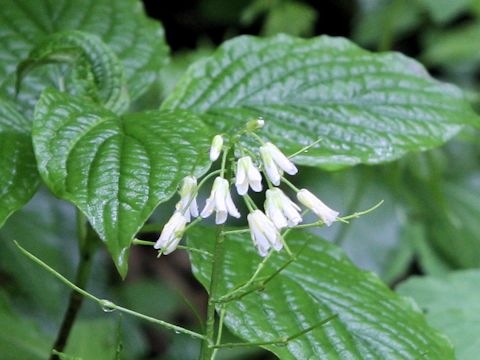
200 229 225 359
50 210 95 360
13 240 205 340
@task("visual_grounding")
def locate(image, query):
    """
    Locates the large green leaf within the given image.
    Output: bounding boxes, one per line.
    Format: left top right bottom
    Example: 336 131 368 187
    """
0 98 39 227
188 227 454 359
0 0 168 109
33 89 212 277
397 270 480 360
163 35 478 169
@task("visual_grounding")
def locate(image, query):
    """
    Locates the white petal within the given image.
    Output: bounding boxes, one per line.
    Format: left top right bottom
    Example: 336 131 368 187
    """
226 191 241 218
214 178 228 213
260 146 281 185
297 189 338 226
189 198 199 218
267 142 298 175
235 178 249 196
154 212 186 252
215 210 228 224
200 198 215 218
235 159 247 186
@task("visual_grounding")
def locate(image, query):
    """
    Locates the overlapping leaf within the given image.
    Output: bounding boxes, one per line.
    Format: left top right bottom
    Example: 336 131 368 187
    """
33 89 212 277
397 270 480 360
163 35 479 169
16 30 129 114
0 0 168 110
0 98 39 228
189 227 454 359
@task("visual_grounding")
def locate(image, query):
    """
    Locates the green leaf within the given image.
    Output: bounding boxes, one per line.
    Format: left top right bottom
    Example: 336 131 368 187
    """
421 21 480 68
65 319 118 360
0 0 168 109
0 189 78 318
0 97 39 228
163 35 479 169
417 0 471 24
397 270 480 360
0 292 50 360
425 174 480 268
188 227 454 359
33 89 212 277
17 30 129 114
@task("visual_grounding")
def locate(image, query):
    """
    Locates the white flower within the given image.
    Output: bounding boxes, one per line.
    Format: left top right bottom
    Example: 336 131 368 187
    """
235 156 262 195
154 212 187 254
296 189 339 226
201 177 241 224
209 135 223 161
259 142 298 186
247 210 283 256
175 176 198 222
265 188 302 229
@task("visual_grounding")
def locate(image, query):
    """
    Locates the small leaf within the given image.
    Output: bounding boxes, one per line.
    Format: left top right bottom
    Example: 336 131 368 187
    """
0 98 39 228
17 30 129 114
188 227 454 359
0 0 168 110
163 35 479 169
33 89 212 277
397 270 480 360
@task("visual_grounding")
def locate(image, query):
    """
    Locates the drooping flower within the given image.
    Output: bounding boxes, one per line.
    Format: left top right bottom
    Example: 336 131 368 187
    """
296 189 339 226
235 156 262 195
175 176 198 222
209 135 224 161
265 188 302 229
154 212 188 254
259 142 298 185
247 210 283 256
201 177 241 224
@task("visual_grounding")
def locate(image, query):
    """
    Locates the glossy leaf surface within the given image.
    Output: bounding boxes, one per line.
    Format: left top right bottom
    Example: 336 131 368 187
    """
33 89 212 276
164 35 479 169
189 227 454 359
0 98 39 228
0 0 168 108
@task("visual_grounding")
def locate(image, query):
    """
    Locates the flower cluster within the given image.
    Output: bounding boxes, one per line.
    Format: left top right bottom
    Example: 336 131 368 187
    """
154 120 339 256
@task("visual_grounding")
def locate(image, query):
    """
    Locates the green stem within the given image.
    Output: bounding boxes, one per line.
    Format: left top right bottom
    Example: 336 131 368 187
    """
211 314 337 349
281 176 301 192
133 239 212 257
378 0 401 51
200 229 225 359
333 173 368 245
50 211 95 360
13 241 205 341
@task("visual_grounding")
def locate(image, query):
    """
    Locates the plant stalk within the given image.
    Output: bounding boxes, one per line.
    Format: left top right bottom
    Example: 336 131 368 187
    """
49 211 95 360
199 229 225 360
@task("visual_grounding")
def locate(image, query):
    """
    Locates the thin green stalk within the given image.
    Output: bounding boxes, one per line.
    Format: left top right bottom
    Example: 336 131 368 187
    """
281 176 301 192
211 306 226 360
14 241 205 341
333 174 368 245
50 210 95 360
288 138 322 159
133 239 212 257
200 229 225 359
211 314 338 349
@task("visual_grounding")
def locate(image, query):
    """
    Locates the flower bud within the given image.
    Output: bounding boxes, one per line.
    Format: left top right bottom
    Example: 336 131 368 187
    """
209 135 223 161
